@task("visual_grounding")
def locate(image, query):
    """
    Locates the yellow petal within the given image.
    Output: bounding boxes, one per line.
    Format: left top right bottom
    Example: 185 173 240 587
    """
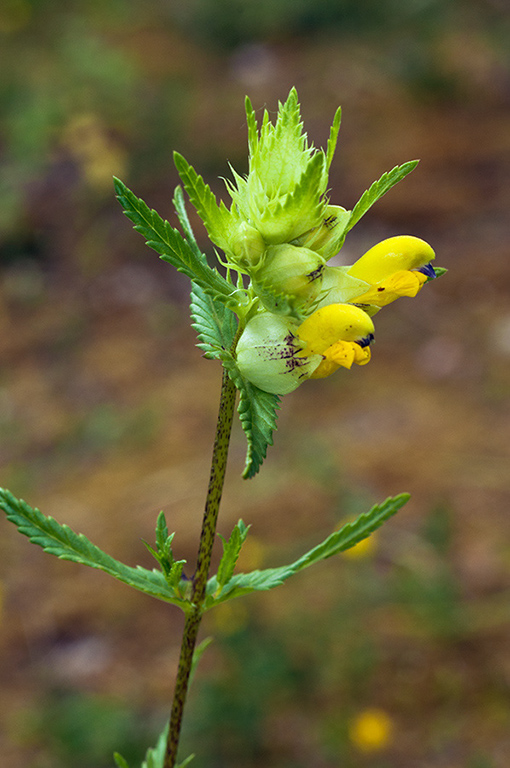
309 341 371 378
348 235 435 283
298 303 375 355
353 269 427 307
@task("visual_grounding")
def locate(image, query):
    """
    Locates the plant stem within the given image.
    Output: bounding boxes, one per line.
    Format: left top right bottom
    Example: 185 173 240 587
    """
164 365 237 768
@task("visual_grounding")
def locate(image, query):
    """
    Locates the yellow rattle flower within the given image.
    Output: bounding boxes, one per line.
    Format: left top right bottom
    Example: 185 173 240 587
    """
236 303 374 394
347 235 435 308
298 303 374 379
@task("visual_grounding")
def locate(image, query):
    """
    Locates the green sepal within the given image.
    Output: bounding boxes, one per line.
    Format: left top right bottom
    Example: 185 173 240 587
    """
113 177 236 310
217 520 250 588
432 266 447 279
346 160 419 233
0 488 192 611
250 273 307 320
204 493 409 607
143 511 187 594
173 151 240 256
190 281 238 361
225 360 280 479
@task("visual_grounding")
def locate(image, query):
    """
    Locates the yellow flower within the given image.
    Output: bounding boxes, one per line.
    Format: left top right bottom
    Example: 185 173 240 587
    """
298 303 374 379
349 708 394 752
347 235 435 309
236 303 374 394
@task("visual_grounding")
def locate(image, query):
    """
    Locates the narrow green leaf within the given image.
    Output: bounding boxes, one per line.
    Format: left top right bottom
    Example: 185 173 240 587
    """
190 637 213 683
113 177 236 309
205 494 409 606
226 364 280 479
141 725 167 768
346 161 419 232
138 722 194 768
291 493 410 569
155 510 170 552
326 106 342 171
0 488 191 610
172 185 206 263
217 520 250 588
245 96 259 157
113 753 130 768
190 281 238 361
176 756 195 768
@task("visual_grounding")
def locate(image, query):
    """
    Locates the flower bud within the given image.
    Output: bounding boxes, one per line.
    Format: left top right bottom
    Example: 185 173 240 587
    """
252 244 325 313
231 222 266 269
291 205 351 258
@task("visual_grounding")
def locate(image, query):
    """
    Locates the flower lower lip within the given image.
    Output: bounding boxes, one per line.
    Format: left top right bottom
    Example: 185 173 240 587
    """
417 262 436 279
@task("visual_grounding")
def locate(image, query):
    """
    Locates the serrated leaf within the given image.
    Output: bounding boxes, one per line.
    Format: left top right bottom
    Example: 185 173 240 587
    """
113 177 236 309
173 152 240 255
0 488 191 611
217 520 250 588
226 364 280 479
346 161 419 233
204 494 409 607
190 281 238 360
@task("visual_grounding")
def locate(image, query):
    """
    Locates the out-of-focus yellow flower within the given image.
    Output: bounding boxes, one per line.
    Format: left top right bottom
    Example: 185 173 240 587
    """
235 536 266 571
210 601 249 636
349 708 394 752
343 533 377 559
62 114 127 192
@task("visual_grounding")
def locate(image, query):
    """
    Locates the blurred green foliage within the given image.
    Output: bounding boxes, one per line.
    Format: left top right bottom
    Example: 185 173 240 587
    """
30 691 160 768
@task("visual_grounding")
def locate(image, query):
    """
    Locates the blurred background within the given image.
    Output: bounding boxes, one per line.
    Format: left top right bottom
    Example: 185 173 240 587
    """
1 0 510 766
